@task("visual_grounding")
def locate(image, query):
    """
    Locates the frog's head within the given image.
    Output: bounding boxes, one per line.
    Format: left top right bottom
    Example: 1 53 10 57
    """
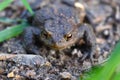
39 18 79 50
40 14 79 49
34 5 80 50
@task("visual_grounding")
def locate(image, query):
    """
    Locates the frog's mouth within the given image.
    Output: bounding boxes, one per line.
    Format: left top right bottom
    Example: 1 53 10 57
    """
48 37 86 51
49 39 78 50
50 44 74 50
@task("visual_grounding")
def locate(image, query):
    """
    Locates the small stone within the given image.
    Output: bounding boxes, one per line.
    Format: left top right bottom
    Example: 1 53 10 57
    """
45 77 50 80
103 30 109 36
72 49 82 57
72 49 78 55
50 50 56 55
74 2 85 11
26 70 36 78
7 48 12 53
15 75 21 79
0 68 4 74
98 56 104 64
103 51 109 58
82 61 92 70
77 50 83 57
44 61 51 67
7 71 15 78
94 45 101 58
96 38 106 44
97 45 101 52
60 72 72 79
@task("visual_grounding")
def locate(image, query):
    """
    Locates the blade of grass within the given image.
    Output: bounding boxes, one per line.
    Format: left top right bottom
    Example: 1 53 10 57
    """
0 0 13 11
0 23 28 42
0 17 26 24
21 0 34 15
112 64 120 80
94 41 120 80
113 73 120 80
82 41 120 80
80 65 104 80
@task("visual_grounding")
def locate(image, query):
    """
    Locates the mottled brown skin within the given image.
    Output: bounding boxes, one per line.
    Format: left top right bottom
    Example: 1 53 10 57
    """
22 1 96 60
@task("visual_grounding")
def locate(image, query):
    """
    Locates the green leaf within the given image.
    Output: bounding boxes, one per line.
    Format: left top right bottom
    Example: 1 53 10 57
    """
0 0 13 11
21 0 34 15
111 64 120 80
113 72 120 80
94 41 120 80
82 41 120 80
0 23 28 42
0 17 25 24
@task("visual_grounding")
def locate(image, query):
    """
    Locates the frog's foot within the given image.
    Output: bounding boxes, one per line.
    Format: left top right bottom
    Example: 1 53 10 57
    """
22 27 41 55
77 24 96 64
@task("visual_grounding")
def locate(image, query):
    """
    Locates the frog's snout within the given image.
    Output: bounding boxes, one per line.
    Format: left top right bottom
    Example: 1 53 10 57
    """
51 43 66 50
51 36 67 49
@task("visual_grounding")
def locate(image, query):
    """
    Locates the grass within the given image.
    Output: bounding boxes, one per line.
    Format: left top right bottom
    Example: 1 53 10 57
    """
80 41 120 80
112 65 120 80
0 0 13 11
0 17 25 24
94 41 120 80
0 0 32 42
0 23 28 42
0 0 120 80
21 0 34 15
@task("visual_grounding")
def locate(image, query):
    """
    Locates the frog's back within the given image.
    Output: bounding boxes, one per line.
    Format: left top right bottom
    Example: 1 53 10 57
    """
33 3 80 27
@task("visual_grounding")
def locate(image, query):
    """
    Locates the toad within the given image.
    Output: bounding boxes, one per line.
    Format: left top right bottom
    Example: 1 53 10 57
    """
22 0 96 61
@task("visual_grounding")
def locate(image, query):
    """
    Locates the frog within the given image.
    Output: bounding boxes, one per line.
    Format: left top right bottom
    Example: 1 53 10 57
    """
22 0 96 61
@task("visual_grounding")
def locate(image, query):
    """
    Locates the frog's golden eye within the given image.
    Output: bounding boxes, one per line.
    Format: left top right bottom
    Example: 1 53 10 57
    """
64 33 72 41
42 31 51 39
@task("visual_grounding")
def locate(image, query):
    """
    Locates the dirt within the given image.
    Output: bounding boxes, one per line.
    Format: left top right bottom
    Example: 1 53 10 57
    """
0 0 120 80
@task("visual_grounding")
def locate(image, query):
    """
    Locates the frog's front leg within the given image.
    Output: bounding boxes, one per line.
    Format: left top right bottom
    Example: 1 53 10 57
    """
22 27 41 54
77 24 96 62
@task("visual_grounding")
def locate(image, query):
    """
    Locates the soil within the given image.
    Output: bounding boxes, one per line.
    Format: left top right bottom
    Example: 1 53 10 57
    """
0 0 120 80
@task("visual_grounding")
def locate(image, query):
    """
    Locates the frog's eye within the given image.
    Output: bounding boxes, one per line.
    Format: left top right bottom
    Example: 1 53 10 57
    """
42 31 51 39
64 33 72 41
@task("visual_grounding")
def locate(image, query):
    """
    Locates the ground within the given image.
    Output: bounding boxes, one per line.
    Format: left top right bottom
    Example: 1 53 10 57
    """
0 0 120 80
